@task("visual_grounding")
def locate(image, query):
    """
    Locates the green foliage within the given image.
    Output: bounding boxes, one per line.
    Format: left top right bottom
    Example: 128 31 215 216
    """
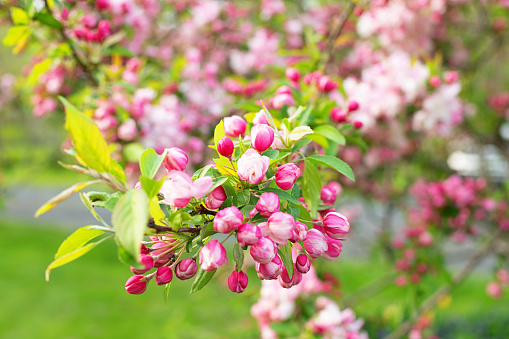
302 159 321 218
233 243 244 271
277 242 294 279
307 154 355 182
190 268 217 293
45 226 106 280
111 189 149 263
139 148 166 179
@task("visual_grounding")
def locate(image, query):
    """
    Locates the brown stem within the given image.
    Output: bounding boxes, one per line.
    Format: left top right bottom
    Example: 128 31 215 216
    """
318 1 356 69
384 230 501 339
147 220 203 234
43 0 98 86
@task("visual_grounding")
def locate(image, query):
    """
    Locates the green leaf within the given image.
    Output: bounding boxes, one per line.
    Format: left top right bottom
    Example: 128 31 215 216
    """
233 243 244 271
302 160 321 218
278 242 294 280
79 192 108 226
112 189 149 261
213 120 226 148
46 226 106 280
305 134 329 149
307 154 355 182
117 241 142 268
27 59 52 86
288 126 314 141
104 192 123 212
34 12 63 28
3 26 31 49
260 187 300 205
123 143 145 162
35 180 102 217
262 102 278 131
103 46 135 57
140 175 164 199
163 281 172 306
211 176 228 191
262 149 279 160
296 205 313 228
139 148 166 179
269 152 291 166
60 97 113 174
200 222 216 239
190 268 217 293
288 206 300 220
292 139 312 152
236 189 251 206
11 7 29 25
313 125 346 145
299 106 313 126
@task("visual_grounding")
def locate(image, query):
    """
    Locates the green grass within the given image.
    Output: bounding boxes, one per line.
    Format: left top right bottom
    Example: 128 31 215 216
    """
1 220 508 339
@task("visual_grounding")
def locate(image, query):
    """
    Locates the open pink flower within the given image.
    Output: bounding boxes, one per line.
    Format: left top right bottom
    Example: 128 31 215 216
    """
237 149 270 184
160 171 213 208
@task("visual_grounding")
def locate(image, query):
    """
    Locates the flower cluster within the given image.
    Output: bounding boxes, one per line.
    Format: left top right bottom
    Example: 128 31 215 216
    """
251 266 367 339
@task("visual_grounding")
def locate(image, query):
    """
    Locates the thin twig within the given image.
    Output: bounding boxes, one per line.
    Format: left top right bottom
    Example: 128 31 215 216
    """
384 230 501 339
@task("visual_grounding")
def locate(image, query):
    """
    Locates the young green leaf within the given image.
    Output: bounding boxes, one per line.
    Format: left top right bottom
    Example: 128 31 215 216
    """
288 126 314 141
213 119 226 147
79 192 109 227
140 175 165 198
35 180 102 217
313 125 346 145
60 97 112 174
233 243 245 271
190 268 217 293
307 154 355 182
139 148 167 179
278 242 294 279
112 189 149 261
302 160 321 218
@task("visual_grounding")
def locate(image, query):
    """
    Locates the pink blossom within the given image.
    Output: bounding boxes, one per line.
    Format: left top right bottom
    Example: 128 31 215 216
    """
160 171 213 208
256 255 283 280
154 266 173 285
272 93 294 109
213 206 244 233
304 229 328 258
251 124 275 152
250 237 277 264
175 258 198 280
228 270 249 293
267 212 295 245
237 223 262 247
322 212 350 239
125 275 148 294
217 136 234 157
322 237 343 261
199 239 228 271
275 163 301 190
205 186 227 210
253 109 270 125
237 149 270 184
285 67 300 82
296 254 311 274
163 147 189 172
224 116 247 137
256 192 281 217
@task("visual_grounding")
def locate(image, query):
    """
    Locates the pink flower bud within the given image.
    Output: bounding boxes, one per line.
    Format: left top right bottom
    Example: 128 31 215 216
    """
256 192 280 217
199 240 228 271
320 185 337 205
418 232 433 247
291 222 308 242
224 116 247 137
237 223 262 247
163 147 188 172
444 71 458 83
228 270 249 293
130 254 154 274
205 186 227 209
253 109 269 125
237 149 270 184
275 163 301 190
267 212 295 245
276 85 293 95
395 275 407 287
175 258 198 280
97 20 111 39
125 275 148 294
213 206 244 233
251 124 275 152
486 281 503 299
250 237 277 264
296 254 311 274
322 212 350 239
155 266 173 285
304 229 327 258
429 75 442 88
257 222 270 237
321 236 343 260
317 75 338 92
353 121 363 129
279 265 303 288
348 101 359 112
256 255 283 280
150 242 173 266
272 93 295 110
285 67 300 82
217 136 234 157
330 107 347 123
